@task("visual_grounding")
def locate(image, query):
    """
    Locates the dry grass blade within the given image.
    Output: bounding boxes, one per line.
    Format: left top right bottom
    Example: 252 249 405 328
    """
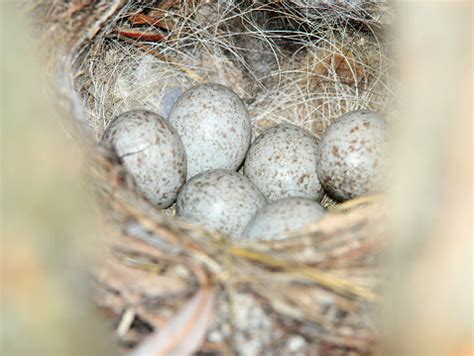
229 246 378 301
129 287 216 356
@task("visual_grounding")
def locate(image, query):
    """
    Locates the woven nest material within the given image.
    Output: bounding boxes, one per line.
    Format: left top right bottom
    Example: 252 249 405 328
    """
32 1 393 354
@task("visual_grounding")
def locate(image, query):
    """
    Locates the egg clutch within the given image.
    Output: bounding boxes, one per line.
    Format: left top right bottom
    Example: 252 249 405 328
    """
102 83 387 240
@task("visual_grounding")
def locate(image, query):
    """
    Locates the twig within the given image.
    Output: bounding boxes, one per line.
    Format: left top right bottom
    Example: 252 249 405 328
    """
117 307 136 337
113 28 167 42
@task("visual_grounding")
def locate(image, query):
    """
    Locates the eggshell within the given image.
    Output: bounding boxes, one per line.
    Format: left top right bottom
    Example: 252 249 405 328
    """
243 124 324 202
316 110 388 201
241 197 325 241
176 169 266 236
159 86 183 119
169 83 252 179
102 110 187 208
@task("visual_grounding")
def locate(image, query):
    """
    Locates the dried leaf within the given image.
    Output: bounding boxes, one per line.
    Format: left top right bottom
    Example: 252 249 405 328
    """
129 287 216 356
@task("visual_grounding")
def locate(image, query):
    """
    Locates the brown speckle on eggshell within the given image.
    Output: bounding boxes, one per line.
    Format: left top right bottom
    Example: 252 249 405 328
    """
316 109 388 201
243 124 324 202
102 110 187 208
241 197 325 241
169 83 252 180
176 169 266 236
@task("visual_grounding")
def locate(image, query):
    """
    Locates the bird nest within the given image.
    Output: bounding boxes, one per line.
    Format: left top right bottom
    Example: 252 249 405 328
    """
32 1 393 354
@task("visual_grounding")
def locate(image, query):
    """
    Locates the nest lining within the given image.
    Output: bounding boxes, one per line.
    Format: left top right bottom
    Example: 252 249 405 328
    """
33 0 392 354
59 0 393 138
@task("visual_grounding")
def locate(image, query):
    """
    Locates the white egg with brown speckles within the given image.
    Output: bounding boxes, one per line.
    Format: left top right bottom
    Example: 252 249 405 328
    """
317 110 388 201
169 83 252 179
176 169 266 236
243 124 324 202
241 197 325 241
102 110 186 208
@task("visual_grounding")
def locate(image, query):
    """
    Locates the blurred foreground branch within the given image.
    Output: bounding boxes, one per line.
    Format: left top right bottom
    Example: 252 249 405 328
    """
381 1 472 354
1 3 112 354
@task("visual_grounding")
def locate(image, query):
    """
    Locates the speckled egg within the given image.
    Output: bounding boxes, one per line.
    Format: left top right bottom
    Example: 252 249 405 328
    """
102 110 187 208
168 83 252 179
317 110 388 201
241 197 325 241
243 124 324 202
176 169 266 236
